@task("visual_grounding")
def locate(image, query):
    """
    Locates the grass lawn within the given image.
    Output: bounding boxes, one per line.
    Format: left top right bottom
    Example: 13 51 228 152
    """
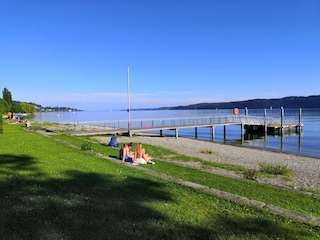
53 133 320 218
0 124 320 240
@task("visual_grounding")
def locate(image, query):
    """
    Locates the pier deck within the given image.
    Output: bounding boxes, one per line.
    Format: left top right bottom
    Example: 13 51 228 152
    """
44 114 303 140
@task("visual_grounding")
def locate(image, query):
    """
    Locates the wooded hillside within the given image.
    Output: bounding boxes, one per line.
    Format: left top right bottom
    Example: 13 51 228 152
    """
166 95 320 110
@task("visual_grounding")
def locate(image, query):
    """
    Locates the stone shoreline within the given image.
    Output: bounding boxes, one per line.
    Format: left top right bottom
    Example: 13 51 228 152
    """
94 134 320 192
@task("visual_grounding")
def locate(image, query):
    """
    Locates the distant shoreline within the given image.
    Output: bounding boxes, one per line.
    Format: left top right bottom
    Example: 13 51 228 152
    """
126 95 320 111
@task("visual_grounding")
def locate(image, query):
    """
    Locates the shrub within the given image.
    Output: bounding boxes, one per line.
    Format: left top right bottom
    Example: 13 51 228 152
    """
81 142 92 151
259 163 291 176
243 168 258 180
200 149 215 154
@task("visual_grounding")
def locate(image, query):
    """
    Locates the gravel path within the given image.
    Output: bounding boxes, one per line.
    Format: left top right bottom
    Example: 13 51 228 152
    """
94 134 320 192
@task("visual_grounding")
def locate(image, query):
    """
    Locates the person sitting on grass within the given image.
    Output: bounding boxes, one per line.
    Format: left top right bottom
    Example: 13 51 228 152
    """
108 133 120 148
128 142 134 157
119 143 134 162
133 143 154 165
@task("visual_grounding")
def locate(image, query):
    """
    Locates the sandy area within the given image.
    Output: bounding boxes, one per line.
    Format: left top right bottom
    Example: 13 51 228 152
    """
93 134 320 192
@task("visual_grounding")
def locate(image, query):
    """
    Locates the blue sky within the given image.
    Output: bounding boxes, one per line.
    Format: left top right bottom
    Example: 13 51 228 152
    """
1 0 319 111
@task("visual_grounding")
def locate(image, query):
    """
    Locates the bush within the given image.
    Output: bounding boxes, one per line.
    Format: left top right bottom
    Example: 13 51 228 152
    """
200 149 215 154
259 163 291 176
81 142 92 151
243 168 258 180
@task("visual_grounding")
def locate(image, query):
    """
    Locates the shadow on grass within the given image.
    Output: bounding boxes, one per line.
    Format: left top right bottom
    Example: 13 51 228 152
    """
0 153 37 170
0 154 317 240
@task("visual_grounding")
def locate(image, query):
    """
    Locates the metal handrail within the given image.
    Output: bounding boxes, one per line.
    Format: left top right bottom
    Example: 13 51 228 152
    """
57 114 301 133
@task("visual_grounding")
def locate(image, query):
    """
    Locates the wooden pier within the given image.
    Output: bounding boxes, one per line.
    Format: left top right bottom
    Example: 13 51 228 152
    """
243 107 303 135
47 108 303 141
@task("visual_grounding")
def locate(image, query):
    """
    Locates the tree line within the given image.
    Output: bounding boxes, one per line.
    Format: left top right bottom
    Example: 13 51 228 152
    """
0 87 36 114
166 95 320 110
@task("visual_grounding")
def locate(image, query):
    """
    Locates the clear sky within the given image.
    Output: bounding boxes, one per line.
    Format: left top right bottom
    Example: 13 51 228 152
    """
1 0 319 111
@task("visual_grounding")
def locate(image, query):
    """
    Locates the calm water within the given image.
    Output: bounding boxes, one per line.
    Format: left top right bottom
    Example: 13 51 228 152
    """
30 108 320 158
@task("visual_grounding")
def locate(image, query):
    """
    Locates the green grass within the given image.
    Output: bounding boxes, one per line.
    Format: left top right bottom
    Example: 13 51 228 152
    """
145 161 320 217
50 133 320 218
0 124 319 239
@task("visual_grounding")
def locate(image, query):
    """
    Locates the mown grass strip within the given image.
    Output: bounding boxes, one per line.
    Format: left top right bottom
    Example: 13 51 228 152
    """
144 161 320 218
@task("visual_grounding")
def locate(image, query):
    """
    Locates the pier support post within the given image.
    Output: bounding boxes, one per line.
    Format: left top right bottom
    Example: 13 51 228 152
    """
281 107 284 135
298 108 302 133
223 125 226 142
298 131 301 153
195 127 198 139
264 108 268 135
211 126 215 142
241 124 244 144
281 134 284 150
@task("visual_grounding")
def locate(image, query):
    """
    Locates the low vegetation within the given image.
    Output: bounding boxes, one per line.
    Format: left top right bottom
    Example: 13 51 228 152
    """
242 163 291 181
259 163 292 176
200 149 215 154
1 124 320 239
243 168 258 180
80 142 92 151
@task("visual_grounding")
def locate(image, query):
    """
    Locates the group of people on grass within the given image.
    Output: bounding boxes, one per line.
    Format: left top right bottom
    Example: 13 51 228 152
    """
108 134 154 165
4 112 30 126
119 142 154 165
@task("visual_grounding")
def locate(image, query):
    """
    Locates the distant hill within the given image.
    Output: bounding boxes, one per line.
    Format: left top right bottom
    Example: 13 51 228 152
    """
160 95 320 110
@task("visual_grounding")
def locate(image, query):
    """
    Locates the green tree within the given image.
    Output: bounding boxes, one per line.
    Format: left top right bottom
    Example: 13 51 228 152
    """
0 98 10 114
2 87 12 105
12 104 21 113
20 102 36 113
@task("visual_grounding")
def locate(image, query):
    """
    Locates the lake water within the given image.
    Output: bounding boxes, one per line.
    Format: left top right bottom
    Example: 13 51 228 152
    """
30 108 320 158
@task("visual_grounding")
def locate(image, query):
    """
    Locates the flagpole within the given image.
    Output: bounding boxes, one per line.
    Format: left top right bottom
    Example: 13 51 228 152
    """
127 66 131 136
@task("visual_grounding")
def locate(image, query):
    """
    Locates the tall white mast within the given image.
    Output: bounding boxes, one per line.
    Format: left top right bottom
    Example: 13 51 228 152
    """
127 66 131 135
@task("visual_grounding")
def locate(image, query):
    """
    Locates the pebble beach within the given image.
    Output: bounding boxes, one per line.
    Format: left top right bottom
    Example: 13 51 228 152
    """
95 134 320 192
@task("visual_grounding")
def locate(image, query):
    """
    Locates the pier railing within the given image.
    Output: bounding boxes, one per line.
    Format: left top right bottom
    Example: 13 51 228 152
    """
229 116 300 126
54 115 301 134
68 115 240 132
